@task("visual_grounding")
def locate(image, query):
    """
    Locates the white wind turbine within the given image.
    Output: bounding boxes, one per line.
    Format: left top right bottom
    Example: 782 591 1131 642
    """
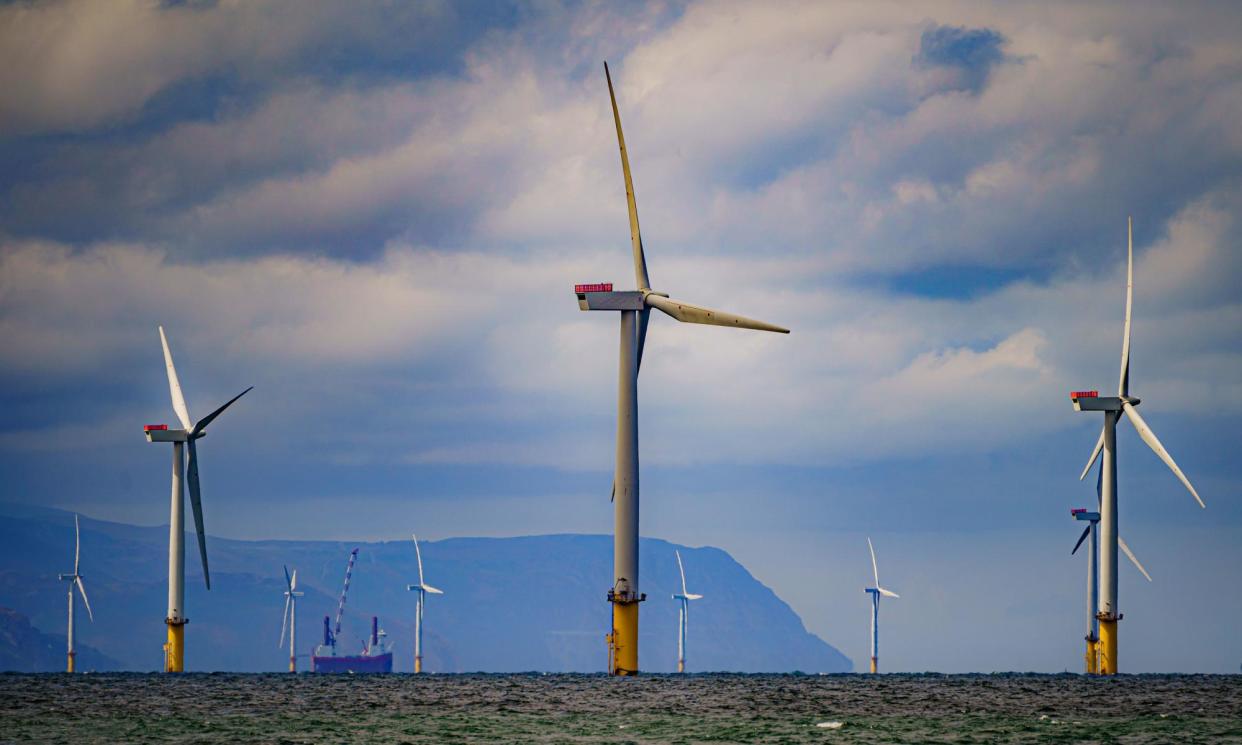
672 550 703 673
57 514 94 673
279 565 303 673
575 61 789 676
864 538 898 674
1070 217 1203 675
405 534 443 673
1070 461 1152 674
144 325 251 672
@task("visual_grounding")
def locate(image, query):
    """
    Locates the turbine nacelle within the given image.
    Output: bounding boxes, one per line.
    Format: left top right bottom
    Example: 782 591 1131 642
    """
575 284 790 334
144 425 189 443
1072 509 1101 522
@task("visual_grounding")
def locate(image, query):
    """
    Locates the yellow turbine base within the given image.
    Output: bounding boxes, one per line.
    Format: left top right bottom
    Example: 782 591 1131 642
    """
611 601 639 676
677 659 684 674
870 657 877 674
165 622 185 673
67 652 75 674
415 656 423 674
1085 638 1099 675
289 656 296 674
1098 619 1118 675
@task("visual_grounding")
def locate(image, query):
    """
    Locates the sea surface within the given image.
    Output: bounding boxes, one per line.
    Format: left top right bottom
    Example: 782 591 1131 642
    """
2 673 1240 744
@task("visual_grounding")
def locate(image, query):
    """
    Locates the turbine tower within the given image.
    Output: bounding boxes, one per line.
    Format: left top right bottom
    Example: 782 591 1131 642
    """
863 538 898 674
57 514 93 673
1070 462 1152 674
279 565 303 672
405 534 443 673
672 550 702 673
144 326 251 672
1070 217 1202 675
577 61 789 676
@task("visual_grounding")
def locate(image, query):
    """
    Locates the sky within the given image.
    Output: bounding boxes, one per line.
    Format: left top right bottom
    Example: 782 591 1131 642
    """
1 0 1240 673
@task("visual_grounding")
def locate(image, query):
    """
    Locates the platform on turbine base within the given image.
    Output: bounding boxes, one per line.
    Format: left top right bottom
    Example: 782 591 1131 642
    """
607 589 646 603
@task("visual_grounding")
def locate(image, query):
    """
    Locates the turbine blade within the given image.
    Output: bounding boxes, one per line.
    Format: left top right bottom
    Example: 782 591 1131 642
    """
187 438 211 589
610 479 615 503
676 550 688 597
868 537 880 588
423 584 444 595
604 61 651 291
280 594 291 648
191 387 253 437
74 513 81 574
646 295 789 333
1122 402 1205 508
75 577 93 622
1079 427 1105 481
291 569 297 591
1071 525 1091 555
879 587 900 599
1118 535 1153 582
1118 217 1133 397
284 564 292 592
1096 458 1103 504
636 307 650 373
159 326 193 431
413 534 425 585
686 593 703 600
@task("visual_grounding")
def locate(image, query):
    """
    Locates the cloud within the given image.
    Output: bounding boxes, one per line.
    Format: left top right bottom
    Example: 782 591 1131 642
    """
0 0 496 136
2 183 1236 473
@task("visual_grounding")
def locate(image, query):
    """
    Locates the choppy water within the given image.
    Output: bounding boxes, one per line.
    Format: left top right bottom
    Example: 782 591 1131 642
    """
2 673 1240 744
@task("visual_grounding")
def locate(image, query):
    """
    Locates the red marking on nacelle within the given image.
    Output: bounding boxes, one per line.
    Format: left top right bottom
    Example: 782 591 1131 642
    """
1070 390 1099 399
574 283 613 293
144 424 169 431
1071 508 1087 515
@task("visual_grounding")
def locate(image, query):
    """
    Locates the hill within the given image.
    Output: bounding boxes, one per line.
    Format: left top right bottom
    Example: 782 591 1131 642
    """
0 505 850 673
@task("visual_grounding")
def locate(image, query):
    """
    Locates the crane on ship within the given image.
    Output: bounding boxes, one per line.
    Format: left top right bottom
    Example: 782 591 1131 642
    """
322 547 359 653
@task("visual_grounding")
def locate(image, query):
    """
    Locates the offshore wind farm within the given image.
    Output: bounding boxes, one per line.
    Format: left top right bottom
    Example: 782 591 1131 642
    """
2 1 1240 743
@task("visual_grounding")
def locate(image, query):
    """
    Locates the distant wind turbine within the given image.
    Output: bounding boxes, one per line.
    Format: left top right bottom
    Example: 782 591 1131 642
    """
144 326 251 672
864 538 898 674
279 565 304 673
57 514 93 673
1069 459 1152 674
672 550 703 673
1070 217 1201 675
576 61 789 676
405 534 443 673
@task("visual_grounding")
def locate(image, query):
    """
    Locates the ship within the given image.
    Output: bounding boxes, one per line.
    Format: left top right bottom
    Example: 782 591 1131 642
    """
311 547 394 673
312 614 393 673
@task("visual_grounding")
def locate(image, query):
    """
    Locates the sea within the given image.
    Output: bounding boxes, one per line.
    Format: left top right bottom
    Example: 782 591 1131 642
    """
2 673 1240 743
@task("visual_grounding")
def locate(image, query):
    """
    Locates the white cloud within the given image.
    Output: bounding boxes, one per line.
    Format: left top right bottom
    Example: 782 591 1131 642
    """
2 187 1236 468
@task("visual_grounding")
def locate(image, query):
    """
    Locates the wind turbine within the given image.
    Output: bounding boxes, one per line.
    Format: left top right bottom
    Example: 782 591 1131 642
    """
576 62 789 676
57 514 94 673
1070 217 1202 675
405 534 443 673
864 538 898 674
279 565 304 672
1070 461 1152 674
144 325 251 672
672 550 703 673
